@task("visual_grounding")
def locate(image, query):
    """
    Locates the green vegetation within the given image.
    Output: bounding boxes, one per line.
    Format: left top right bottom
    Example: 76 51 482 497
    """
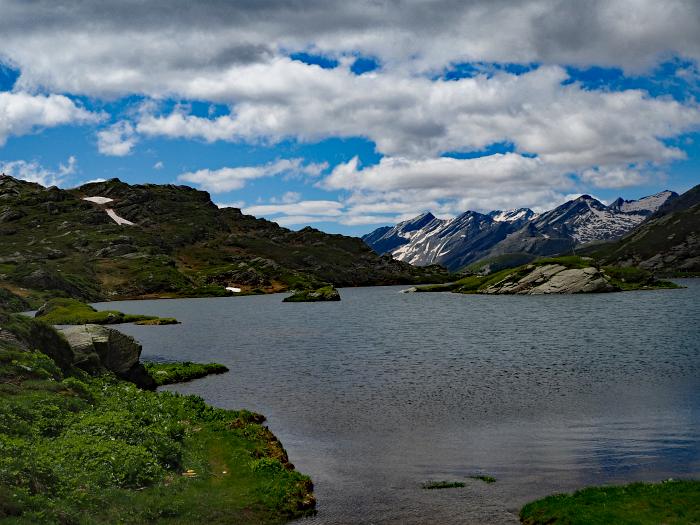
0 314 315 524
283 285 341 302
34 298 179 325
133 318 180 325
462 253 537 274
603 265 680 291
584 184 700 276
417 266 532 294
469 475 496 484
421 481 465 490
0 288 29 313
416 256 680 295
532 255 594 269
145 362 229 386
520 480 700 525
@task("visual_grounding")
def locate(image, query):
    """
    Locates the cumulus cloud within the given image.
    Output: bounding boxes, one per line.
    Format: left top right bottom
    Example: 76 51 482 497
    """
0 91 100 145
322 153 573 220
97 121 138 156
0 156 78 187
2 0 699 100
134 64 700 168
243 200 344 218
177 158 328 193
1 1 698 226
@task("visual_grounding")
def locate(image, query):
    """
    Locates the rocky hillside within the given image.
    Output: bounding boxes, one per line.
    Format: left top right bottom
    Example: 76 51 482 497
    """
585 184 700 276
0 174 449 305
363 191 676 271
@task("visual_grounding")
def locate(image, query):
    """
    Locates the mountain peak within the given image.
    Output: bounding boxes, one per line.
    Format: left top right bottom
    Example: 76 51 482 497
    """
398 211 436 231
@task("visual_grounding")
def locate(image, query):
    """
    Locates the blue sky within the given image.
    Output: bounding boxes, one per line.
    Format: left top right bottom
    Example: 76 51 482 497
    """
0 1 699 236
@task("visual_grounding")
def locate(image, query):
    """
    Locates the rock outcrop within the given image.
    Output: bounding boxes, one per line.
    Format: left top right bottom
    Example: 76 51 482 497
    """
481 264 618 295
283 285 341 302
59 324 156 389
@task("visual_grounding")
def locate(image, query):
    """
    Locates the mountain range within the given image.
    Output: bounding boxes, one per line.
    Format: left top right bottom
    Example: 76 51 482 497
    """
363 191 678 271
585 185 700 275
0 174 449 306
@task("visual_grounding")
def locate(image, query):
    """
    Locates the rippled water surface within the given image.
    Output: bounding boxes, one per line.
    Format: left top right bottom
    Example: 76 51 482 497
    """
99 280 700 524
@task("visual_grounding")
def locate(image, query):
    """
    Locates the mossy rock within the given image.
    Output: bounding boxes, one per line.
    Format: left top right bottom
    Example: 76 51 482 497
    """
283 285 341 302
35 298 178 325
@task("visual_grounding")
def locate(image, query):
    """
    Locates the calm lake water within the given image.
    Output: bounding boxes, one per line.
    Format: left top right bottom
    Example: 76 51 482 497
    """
97 280 700 524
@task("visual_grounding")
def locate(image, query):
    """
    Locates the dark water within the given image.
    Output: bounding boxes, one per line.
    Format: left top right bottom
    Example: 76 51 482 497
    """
97 280 700 524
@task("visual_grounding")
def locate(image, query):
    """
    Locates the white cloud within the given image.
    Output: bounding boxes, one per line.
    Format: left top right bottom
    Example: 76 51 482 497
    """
580 166 654 189
243 200 344 218
153 161 164 170
0 91 100 146
217 200 246 209
2 0 700 101
318 153 575 222
177 158 328 193
0 156 79 187
323 154 558 193
131 64 700 171
97 121 137 156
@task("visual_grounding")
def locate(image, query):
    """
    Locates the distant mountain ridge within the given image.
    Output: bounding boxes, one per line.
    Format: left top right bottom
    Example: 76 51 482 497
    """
363 191 677 271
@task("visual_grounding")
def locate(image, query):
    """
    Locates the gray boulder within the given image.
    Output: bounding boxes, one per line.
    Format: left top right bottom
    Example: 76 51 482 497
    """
59 324 155 389
481 264 618 295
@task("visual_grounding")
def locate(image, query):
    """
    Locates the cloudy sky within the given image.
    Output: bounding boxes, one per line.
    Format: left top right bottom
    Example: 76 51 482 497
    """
0 0 699 235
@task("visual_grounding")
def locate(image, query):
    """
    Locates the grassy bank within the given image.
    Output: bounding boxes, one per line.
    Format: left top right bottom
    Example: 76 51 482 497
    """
145 361 229 386
0 315 314 524
34 298 179 325
520 480 700 525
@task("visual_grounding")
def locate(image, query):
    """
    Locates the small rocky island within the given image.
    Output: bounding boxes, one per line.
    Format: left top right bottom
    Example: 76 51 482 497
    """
414 256 679 295
283 285 341 302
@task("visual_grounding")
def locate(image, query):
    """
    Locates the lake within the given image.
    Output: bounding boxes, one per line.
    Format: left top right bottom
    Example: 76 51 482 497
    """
97 280 700 524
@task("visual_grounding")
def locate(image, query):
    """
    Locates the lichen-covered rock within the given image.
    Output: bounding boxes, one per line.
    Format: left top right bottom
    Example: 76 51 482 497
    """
58 324 155 389
481 265 618 295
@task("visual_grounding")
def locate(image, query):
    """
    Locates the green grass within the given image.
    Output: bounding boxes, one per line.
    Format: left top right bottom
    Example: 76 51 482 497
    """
469 475 496 484
462 253 538 274
532 255 594 269
0 288 29 313
133 318 180 325
603 265 681 291
34 298 179 325
0 327 314 524
144 362 229 386
421 480 465 490
520 480 700 525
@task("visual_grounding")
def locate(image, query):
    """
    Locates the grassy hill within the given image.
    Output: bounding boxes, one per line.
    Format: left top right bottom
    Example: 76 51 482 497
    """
0 175 449 306
581 184 700 276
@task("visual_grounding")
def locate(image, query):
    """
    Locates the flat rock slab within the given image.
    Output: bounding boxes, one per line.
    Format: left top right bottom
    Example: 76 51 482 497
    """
482 265 617 295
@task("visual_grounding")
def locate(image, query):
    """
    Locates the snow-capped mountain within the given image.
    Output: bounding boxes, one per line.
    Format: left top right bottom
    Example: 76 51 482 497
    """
363 191 677 271
488 208 538 223
363 209 534 270
609 190 676 215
